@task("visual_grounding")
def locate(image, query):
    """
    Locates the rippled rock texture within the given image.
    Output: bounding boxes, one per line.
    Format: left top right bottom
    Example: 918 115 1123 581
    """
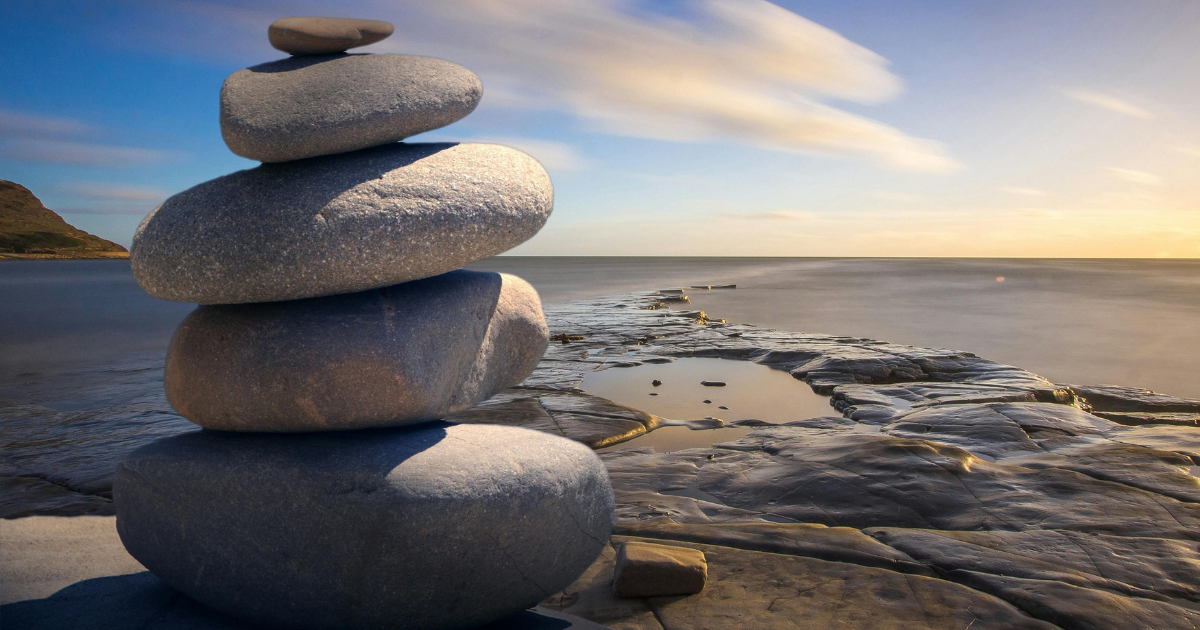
5 290 1199 629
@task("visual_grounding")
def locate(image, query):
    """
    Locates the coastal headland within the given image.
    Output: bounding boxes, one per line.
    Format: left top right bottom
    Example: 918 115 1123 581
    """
0 180 128 260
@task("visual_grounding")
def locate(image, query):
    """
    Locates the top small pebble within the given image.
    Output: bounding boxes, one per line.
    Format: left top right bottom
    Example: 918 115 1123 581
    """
268 17 394 55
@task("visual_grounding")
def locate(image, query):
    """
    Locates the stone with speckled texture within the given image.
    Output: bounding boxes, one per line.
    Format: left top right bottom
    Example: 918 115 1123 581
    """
221 53 480 162
163 270 548 432
113 422 614 630
130 143 553 304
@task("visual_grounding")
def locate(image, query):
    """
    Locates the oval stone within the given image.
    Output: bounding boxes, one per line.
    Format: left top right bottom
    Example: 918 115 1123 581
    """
220 54 482 162
268 17 394 56
131 143 552 304
114 423 615 630
164 270 549 432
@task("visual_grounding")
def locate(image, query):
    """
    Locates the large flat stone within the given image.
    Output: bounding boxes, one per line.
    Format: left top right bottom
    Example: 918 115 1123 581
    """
221 54 481 162
164 270 548 432
114 423 614 630
131 143 552 304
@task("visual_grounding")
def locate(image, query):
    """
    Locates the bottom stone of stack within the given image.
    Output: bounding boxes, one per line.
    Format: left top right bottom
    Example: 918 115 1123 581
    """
113 423 614 630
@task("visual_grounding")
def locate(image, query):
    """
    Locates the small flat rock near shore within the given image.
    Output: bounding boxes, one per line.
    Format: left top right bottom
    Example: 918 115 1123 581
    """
113 423 614 630
268 17 393 55
221 54 481 162
612 542 707 598
131 143 552 304
164 270 548 432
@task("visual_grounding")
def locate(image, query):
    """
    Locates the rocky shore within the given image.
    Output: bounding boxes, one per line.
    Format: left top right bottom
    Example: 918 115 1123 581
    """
4 287 1199 628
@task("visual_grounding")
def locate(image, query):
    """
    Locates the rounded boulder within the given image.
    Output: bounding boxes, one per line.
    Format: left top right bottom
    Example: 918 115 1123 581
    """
221 53 481 162
131 143 552 304
163 270 549 432
114 423 615 630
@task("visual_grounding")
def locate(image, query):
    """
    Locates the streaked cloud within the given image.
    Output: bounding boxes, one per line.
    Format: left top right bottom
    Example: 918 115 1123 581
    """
1173 145 1200 158
157 0 958 172
0 107 177 167
473 137 591 171
1001 186 1048 197
0 138 174 166
1062 89 1154 120
872 191 923 202
1106 167 1163 186
718 209 817 221
62 182 170 202
0 108 96 139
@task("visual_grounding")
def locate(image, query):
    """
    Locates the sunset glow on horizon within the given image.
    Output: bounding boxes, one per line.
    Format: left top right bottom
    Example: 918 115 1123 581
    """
2 0 1197 257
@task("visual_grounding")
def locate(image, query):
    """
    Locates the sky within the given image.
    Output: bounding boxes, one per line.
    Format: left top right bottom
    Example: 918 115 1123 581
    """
1 0 1198 257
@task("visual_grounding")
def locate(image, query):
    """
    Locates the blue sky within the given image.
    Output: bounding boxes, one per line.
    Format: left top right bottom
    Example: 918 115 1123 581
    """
2 0 1198 256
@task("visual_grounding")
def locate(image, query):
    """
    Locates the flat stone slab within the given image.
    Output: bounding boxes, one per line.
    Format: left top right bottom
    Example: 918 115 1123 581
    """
131 143 552 304
221 54 481 162
268 17 393 56
546 536 1057 629
114 423 613 630
164 270 547 432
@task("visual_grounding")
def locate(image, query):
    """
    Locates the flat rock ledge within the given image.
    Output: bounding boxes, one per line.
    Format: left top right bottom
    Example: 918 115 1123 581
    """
475 293 1200 629
5 291 1200 629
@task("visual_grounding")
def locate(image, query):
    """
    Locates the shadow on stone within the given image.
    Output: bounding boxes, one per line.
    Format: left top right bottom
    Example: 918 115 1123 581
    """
1 571 609 630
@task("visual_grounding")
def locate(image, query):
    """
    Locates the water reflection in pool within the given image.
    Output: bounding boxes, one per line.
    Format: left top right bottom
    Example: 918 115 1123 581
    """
581 357 833 453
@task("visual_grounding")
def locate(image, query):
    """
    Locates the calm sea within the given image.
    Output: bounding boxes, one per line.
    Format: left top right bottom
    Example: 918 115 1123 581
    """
3 257 1198 515
3 257 1199 396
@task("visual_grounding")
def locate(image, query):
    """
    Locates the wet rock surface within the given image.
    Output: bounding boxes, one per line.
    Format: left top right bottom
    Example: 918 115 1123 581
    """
6 290 1200 628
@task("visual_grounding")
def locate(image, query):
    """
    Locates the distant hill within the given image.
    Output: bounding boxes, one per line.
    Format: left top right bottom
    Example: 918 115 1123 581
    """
0 180 129 259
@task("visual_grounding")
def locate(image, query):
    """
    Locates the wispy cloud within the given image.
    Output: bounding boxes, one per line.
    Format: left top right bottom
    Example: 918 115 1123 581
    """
55 182 170 215
146 0 958 172
63 182 170 202
0 108 96 139
0 108 176 167
872 191 922 202
0 139 174 166
1173 145 1200 158
1106 167 1163 186
718 209 817 221
1001 186 1048 197
472 137 591 171
1062 89 1154 120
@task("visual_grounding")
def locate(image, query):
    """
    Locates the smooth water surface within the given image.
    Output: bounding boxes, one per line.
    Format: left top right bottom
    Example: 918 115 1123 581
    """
2 257 1199 501
583 358 832 424
474 257 1200 398
582 358 833 453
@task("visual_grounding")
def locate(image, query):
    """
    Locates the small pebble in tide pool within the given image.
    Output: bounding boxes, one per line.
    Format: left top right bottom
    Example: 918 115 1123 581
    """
718 406 728 410
649 393 658 396
652 380 662 387
702 400 712 404
700 381 726 387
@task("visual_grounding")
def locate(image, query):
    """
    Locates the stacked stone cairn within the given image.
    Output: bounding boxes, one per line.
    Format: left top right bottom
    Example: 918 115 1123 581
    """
115 17 614 630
